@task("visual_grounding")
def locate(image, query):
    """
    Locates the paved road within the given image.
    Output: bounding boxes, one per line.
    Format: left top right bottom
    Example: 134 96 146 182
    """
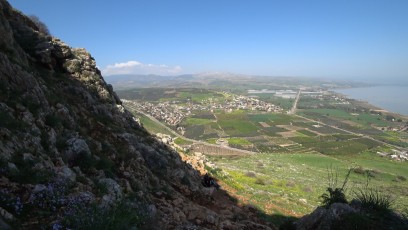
288 89 301 114
124 103 255 155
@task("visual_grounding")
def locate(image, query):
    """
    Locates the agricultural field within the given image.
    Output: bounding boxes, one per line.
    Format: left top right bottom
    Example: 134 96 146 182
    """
299 107 408 147
122 87 407 155
253 94 294 110
180 109 389 155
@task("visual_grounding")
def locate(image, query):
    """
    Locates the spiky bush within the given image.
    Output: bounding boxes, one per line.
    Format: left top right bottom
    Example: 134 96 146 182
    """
320 167 351 207
354 188 393 214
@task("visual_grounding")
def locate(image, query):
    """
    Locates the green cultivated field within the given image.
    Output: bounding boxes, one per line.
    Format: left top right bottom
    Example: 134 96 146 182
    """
254 94 294 110
228 137 252 146
184 117 215 125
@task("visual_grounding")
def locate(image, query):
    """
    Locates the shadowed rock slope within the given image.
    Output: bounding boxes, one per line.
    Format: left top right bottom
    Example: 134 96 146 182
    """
0 1 273 229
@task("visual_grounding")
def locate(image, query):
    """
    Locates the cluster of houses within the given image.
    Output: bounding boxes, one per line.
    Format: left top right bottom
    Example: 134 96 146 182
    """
377 149 408 161
224 95 282 112
124 94 282 126
128 100 188 125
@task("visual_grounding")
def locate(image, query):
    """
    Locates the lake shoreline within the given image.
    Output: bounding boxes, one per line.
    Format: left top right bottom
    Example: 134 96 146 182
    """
332 86 408 116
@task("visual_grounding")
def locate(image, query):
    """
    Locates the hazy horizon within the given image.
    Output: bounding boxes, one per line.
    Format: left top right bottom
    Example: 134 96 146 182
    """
104 71 408 86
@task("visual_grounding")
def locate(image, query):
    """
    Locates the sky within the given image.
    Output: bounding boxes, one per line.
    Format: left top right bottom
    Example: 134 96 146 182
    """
8 0 408 82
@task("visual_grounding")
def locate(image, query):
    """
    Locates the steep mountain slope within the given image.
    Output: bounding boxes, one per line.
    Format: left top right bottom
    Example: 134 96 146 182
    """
0 1 273 229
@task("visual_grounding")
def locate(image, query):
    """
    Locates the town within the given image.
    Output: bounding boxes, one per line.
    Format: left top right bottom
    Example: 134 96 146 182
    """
122 94 282 126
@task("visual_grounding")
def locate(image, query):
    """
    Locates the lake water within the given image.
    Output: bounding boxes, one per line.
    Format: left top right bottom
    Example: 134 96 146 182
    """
334 86 408 116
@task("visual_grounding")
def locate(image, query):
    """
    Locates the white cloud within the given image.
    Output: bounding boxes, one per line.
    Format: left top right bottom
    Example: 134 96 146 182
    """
102 60 182 76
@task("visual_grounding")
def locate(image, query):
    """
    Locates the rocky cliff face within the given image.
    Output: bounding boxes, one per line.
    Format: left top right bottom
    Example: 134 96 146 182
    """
0 1 273 229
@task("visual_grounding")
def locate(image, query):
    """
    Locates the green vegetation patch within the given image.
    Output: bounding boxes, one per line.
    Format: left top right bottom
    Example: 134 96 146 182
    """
0 111 28 130
228 137 252 146
174 137 193 145
297 129 318 137
218 119 258 136
302 140 370 155
248 113 293 125
192 111 216 120
206 138 218 144
184 117 215 125
257 95 293 110
178 90 225 103
308 124 348 134
184 125 205 139
257 126 287 137
289 136 317 144
137 114 174 136
208 152 408 220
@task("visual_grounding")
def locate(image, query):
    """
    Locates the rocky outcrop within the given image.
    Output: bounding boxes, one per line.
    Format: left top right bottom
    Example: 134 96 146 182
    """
0 1 273 229
294 203 357 230
293 201 408 230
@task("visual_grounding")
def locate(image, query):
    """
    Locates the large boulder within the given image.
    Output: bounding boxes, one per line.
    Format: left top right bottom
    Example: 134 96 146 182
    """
295 203 357 230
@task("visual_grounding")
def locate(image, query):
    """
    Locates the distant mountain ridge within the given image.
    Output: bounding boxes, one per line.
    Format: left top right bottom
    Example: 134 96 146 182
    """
105 73 370 90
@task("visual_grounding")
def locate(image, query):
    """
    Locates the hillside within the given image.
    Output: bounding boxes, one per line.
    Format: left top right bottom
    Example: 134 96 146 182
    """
0 1 273 229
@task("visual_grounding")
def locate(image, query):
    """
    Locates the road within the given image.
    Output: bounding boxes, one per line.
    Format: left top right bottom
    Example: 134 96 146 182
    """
124 104 256 155
288 89 301 114
284 89 400 149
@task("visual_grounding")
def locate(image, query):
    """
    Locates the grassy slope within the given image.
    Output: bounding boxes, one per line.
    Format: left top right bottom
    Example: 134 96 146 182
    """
209 152 408 222
137 113 175 137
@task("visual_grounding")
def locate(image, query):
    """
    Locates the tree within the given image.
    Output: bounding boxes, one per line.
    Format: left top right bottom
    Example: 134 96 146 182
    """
28 15 50 35
385 115 395 121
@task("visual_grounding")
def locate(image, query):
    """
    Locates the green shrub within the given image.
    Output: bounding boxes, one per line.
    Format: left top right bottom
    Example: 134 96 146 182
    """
245 171 257 178
255 178 266 185
28 15 50 35
22 97 41 116
320 168 351 207
74 152 96 173
354 188 393 214
45 114 61 127
9 153 54 184
353 166 365 175
62 197 148 229
95 156 115 173
0 111 27 130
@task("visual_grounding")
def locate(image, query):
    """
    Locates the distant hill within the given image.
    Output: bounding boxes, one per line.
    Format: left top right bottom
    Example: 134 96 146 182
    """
105 73 370 90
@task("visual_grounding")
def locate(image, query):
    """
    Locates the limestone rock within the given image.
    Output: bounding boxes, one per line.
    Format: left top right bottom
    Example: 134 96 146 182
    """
63 138 91 161
57 166 76 183
99 178 123 206
63 59 81 73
